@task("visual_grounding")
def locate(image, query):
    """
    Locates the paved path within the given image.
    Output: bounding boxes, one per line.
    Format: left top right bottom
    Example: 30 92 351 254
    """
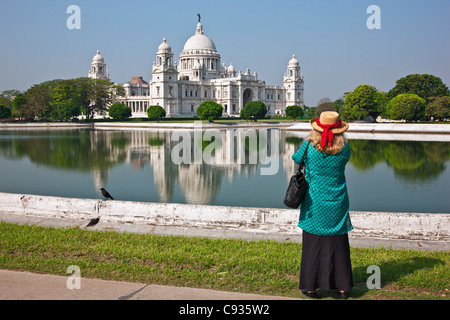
0 269 301 300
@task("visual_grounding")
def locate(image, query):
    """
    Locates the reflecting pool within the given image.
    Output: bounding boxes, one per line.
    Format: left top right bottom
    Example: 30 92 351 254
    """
0 129 449 213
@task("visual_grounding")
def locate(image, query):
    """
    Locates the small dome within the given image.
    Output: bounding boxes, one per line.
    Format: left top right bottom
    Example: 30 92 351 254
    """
227 63 235 73
93 50 104 63
289 54 299 66
158 38 172 52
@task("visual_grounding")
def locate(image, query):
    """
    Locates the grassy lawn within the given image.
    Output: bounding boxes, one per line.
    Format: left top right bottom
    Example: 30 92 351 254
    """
0 221 448 300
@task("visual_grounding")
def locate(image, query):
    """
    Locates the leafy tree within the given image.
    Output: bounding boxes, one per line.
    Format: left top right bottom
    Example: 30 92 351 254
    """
316 98 335 114
59 101 81 121
25 84 51 120
285 105 304 121
332 98 345 114
0 90 20 108
344 84 385 120
425 96 450 121
196 100 223 122
88 79 126 117
147 105 166 122
240 101 267 121
12 93 27 120
303 106 317 119
388 74 449 101
0 104 12 121
108 103 131 121
68 77 125 119
386 93 426 122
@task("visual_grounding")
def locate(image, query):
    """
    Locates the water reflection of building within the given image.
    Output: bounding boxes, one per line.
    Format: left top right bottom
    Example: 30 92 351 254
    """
89 130 130 192
110 129 298 205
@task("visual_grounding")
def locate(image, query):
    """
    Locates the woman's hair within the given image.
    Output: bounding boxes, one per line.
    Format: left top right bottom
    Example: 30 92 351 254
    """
306 129 346 155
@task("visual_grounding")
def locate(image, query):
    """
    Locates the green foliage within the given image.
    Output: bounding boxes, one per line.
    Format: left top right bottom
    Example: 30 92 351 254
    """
12 93 27 119
0 90 20 109
425 96 450 121
12 77 126 121
344 84 385 120
240 101 267 121
388 74 449 101
303 106 317 119
285 105 304 121
89 79 126 117
316 98 335 114
386 93 426 122
25 84 51 120
58 101 81 120
196 101 223 121
147 105 166 122
0 104 12 120
108 103 131 121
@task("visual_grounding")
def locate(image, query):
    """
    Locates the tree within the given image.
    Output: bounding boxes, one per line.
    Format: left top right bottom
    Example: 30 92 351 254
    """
285 105 304 121
316 98 335 114
89 79 126 117
303 106 317 119
332 98 345 114
25 84 51 120
196 100 223 122
51 80 83 120
240 101 267 121
388 74 449 102
59 101 81 121
344 84 385 121
108 103 131 121
70 77 126 119
386 93 426 122
12 93 27 120
147 105 166 122
0 104 12 121
0 90 20 109
425 96 450 121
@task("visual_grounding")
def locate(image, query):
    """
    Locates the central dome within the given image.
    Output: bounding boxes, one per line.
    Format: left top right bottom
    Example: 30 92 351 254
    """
183 34 216 51
182 22 217 52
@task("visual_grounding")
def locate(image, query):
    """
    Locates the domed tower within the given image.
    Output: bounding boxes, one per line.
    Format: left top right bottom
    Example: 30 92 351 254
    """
88 50 110 81
153 38 175 72
151 38 179 115
178 17 223 81
283 54 304 107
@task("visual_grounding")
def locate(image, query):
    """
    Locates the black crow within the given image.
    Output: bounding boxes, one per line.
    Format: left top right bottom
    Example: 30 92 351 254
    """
85 216 100 228
100 187 114 200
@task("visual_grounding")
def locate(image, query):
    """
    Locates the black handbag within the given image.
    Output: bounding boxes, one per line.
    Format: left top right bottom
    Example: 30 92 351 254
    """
283 141 311 209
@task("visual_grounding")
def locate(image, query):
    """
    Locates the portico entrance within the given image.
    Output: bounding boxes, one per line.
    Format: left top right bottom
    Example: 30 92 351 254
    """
243 88 253 109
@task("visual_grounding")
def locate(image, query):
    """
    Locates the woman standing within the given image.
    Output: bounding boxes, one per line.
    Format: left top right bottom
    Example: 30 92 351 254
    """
292 111 353 299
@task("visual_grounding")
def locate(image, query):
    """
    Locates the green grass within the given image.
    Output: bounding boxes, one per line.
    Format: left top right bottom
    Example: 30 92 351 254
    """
0 221 448 300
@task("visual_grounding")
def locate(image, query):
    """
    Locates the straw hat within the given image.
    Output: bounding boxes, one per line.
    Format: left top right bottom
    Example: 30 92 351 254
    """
310 111 349 134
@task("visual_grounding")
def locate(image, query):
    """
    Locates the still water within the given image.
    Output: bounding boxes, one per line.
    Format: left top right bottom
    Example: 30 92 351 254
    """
0 129 449 213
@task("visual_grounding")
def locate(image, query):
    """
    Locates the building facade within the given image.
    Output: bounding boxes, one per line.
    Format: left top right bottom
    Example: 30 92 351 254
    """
89 18 304 117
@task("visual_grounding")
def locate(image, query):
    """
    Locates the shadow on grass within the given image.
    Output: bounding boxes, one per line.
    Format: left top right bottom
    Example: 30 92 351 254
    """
348 257 446 299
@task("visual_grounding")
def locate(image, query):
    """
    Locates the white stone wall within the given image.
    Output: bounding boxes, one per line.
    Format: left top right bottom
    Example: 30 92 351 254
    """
0 192 448 246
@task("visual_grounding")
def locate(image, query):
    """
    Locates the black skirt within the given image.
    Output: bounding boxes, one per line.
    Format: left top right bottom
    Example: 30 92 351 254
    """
299 230 353 291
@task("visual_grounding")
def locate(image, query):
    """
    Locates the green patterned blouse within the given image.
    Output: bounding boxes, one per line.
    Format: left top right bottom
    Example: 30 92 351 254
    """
292 141 353 236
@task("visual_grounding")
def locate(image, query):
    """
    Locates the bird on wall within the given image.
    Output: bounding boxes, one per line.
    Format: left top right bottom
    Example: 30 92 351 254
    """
100 187 114 200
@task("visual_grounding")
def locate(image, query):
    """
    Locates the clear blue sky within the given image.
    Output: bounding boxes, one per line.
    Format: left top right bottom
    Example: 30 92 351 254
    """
0 0 448 106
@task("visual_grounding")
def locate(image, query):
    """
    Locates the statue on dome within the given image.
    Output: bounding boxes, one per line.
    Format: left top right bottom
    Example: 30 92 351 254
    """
197 13 201 23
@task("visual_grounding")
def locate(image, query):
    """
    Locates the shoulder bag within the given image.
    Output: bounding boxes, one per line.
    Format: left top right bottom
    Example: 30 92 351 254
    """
283 141 311 209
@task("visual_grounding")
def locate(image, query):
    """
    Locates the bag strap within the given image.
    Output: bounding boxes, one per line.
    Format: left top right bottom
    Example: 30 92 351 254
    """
297 140 311 172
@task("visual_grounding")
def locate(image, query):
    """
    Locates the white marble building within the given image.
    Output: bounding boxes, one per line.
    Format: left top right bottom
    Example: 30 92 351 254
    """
89 17 304 117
